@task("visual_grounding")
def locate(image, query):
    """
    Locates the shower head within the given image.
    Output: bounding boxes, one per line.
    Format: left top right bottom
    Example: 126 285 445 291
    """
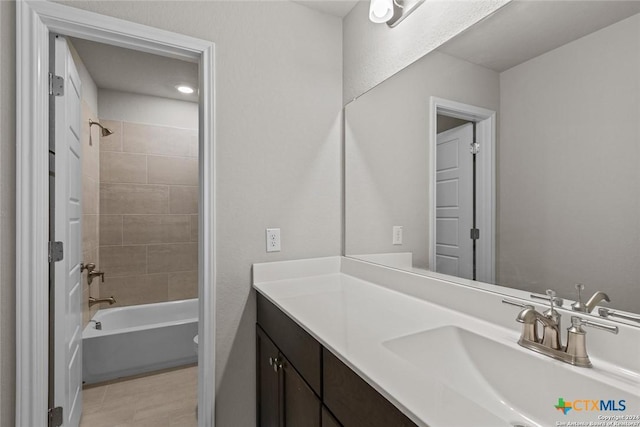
89 119 114 137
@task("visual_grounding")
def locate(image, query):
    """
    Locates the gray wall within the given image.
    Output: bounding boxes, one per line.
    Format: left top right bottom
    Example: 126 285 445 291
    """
342 0 508 103
1 1 342 425
497 13 640 311
345 51 499 269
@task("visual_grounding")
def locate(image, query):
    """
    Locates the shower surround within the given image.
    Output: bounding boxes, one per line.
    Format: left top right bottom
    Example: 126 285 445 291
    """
98 120 199 307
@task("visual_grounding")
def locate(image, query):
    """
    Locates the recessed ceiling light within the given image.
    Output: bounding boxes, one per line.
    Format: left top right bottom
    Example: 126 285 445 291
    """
176 85 194 94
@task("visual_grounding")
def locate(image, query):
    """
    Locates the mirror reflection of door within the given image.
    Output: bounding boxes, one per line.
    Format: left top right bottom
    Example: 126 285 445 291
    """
435 119 474 280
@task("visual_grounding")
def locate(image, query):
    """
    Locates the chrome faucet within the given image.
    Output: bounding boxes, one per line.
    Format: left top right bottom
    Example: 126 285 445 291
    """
503 289 618 367
517 307 562 350
584 291 610 313
530 289 563 331
570 284 610 313
88 296 116 308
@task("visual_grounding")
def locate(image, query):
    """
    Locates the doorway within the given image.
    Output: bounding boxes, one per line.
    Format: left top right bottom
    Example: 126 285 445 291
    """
429 97 496 283
16 2 215 426
51 33 201 426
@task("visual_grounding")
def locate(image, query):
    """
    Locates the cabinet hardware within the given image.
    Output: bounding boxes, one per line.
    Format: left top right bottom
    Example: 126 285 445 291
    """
269 356 282 372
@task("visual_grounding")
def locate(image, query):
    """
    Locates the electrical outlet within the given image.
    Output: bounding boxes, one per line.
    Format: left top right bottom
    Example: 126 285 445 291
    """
266 228 281 252
392 226 403 245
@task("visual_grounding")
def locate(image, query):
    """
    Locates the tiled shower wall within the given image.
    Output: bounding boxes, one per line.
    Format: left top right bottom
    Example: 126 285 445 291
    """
82 101 101 326
98 120 199 307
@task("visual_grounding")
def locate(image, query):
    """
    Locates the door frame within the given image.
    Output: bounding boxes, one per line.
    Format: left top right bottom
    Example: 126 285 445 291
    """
16 1 217 426
428 97 495 283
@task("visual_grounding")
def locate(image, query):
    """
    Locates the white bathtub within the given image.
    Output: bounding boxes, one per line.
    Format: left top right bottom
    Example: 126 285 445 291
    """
82 298 198 385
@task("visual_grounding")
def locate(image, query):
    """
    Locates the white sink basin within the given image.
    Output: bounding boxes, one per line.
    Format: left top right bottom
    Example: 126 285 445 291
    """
383 326 639 427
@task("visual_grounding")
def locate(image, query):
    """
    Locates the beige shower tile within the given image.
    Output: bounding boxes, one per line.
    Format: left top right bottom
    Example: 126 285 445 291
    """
147 243 198 273
123 122 198 158
147 155 198 186
82 225 99 266
169 186 198 214
168 270 198 301
82 286 91 328
100 215 123 246
190 215 198 242
82 213 98 248
122 215 191 245
99 274 168 308
99 245 147 277
101 152 147 184
101 183 169 215
99 120 123 152
82 143 100 182
83 176 99 214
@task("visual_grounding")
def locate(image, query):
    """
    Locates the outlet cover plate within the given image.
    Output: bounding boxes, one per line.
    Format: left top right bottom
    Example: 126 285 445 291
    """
392 226 403 245
266 228 281 252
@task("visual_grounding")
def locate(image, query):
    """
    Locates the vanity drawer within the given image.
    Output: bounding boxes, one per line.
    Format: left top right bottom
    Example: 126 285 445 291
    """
323 348 418 427
257 293 322 396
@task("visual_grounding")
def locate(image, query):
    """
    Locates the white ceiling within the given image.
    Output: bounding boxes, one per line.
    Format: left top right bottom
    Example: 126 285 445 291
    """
292 0 360 17
438 1 640 72
70 37 199 103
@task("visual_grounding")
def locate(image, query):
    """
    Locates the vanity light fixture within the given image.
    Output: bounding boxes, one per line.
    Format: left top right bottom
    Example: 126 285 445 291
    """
369 0 394 23
369 0 425 27
176 85 195 94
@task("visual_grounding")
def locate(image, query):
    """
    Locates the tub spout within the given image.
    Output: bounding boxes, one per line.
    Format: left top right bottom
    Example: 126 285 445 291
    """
89 296 116 308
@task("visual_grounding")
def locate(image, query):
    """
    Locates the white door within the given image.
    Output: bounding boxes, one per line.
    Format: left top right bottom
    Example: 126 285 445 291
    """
53 35 83 427
435 123 474 279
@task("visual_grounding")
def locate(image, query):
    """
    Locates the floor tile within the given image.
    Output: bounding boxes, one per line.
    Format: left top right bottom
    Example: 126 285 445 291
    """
80 365 197 427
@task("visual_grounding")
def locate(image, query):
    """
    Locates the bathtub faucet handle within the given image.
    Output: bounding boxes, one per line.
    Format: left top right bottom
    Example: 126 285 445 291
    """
81 262 95 273
87 268 105 285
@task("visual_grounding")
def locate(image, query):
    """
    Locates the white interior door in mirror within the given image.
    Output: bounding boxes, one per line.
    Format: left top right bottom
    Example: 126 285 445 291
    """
54 35 83 427
435 123 473 279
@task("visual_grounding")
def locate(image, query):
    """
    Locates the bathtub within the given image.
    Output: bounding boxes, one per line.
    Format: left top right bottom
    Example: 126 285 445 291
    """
82 298 198 385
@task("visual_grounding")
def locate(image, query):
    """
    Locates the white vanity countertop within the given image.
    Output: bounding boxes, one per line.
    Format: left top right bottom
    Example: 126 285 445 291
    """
253 257 640 427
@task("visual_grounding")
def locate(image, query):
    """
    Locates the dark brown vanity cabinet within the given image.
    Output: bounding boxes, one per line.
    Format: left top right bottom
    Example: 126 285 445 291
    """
257 326 321 427
257 293 418 427
257 290 323 427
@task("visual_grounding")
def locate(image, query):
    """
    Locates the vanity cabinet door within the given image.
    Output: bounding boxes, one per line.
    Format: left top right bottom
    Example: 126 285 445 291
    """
323 348 418 427
281 353 321 427
257 326 280 427
257 294 322 396
322 406 342 427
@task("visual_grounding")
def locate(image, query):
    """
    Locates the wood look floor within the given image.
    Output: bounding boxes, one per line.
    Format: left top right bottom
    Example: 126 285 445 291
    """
79 365 198 427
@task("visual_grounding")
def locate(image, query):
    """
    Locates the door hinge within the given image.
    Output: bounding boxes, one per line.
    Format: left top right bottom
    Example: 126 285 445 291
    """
470 142 480 155
48 406 63 427
49 73 64 96
49 241 64 263
470 228 480 240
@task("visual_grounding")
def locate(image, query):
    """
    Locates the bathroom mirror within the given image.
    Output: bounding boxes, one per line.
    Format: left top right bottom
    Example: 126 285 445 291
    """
345 1 640 315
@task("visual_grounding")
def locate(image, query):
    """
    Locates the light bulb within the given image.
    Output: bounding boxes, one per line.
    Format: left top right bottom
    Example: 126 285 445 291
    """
176 85 194 94
369 0 394 23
